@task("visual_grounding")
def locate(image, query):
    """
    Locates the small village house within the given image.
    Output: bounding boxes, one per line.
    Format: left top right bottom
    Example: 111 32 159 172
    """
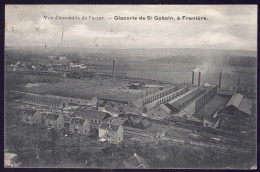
44 113 64 129
21 109 42 124
69 117 90 135
98 122 123 144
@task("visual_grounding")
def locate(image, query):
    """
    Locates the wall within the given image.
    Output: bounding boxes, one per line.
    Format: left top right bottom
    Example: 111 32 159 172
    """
147 106 169 120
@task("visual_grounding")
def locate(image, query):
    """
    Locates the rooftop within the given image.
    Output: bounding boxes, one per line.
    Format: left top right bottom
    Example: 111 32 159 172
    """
23 109 37 116
238 97 254 115
72 106 111 120
22 94 67 105
226 93 243 108
194 95 230 121
170 87 205 110
124 153 149 168
99 122 120 132
45 113 60 120
69 117 86 126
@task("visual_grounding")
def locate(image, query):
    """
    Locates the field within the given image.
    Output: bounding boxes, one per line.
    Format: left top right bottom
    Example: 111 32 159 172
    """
93 61 257 88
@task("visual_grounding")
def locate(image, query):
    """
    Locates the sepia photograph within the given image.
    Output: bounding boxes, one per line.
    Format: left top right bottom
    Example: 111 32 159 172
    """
4 5 257 169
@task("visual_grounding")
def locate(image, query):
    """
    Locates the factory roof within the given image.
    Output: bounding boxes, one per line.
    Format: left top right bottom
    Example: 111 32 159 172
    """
144 101 158 109
226 93 243 108
159 104 172 114
194 95 230 121
22 109 37 116
72 106 111 120
238 97 254 115
170 88 205 109
164 103 180 113
124 153 149 168
22 94 67 105
45 113 60 120
69 117 86 126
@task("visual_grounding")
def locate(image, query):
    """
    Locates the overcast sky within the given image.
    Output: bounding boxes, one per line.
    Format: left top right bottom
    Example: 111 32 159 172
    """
5 5 257 51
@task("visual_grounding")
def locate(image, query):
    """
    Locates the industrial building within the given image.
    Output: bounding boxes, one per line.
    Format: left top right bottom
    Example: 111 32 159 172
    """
123 85 189 116
22 94 69 109
222 93 255 117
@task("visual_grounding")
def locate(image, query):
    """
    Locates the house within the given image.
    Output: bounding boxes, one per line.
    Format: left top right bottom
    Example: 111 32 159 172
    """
21 109 41 124
69 117 90 135
44 113 64 129
72 106 111 128
120 115 150 130
22 94 69 109
124 153 149 168
203 112 221 129
4 153 21 168
98 122 123 144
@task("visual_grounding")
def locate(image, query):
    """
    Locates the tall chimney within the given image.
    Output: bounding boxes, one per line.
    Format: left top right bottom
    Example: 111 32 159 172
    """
198 71 201 86
219 72 222 88
112 59 115 81
192 71 194 85
238 78 240 89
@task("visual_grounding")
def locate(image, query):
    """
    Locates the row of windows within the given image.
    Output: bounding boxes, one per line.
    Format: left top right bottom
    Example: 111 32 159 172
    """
24 99 59 107
143 88 189 105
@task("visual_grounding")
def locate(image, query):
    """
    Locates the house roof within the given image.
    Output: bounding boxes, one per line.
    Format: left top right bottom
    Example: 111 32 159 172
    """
23 109 37 116
124 153 149 168
99 122 120 132
64 116 72 123
72 106 111 120
139 119 150 127
226 93 243 108
22 94 67 105
103 117 128 125
69 117 86 126
238 97 254 115
39 112 48 118
45 113 60 120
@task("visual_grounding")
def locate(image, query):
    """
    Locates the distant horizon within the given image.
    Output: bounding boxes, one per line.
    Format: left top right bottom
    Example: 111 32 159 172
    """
4 45 257 53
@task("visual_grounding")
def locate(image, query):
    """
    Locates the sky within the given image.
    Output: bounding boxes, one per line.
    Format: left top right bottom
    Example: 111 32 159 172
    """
5 5 257 51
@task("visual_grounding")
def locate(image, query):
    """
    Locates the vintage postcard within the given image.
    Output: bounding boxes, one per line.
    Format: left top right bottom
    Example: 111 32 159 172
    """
4 5 257 169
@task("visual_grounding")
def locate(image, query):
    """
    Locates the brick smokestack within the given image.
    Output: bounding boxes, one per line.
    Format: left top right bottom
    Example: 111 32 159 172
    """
219 72 222 88
238 78 240 89
192 71 194 85
198 71 201 86
112 59 115 81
